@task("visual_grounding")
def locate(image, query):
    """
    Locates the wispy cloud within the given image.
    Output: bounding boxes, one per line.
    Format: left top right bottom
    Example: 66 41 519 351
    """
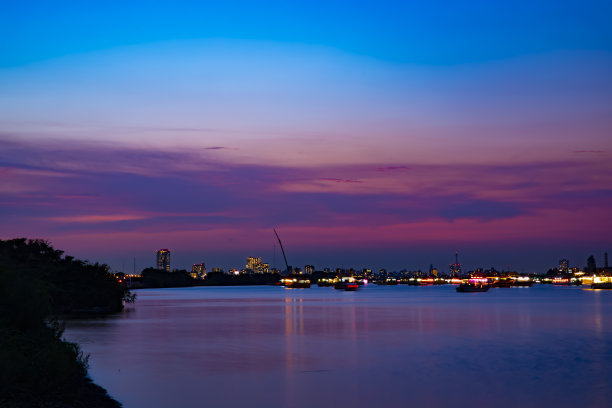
376 166 411 172
1 137 611 270
319 178 364 184
47 214 148 223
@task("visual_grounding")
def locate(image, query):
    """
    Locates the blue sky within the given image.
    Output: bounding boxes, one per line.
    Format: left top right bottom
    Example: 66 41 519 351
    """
1 1 611 272
2 1 611 67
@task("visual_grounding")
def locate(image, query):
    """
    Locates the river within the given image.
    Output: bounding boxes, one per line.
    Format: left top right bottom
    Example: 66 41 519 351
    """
63 284 612 408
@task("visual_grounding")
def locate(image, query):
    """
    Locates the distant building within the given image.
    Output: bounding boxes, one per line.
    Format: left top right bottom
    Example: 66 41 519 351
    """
559 259 570 273
246 256 270 273
212 267 223 273
587 255 597 273
192 262 206 278
156 249 171 271
429 264 439 277
304 265 315 274
450 262 461 276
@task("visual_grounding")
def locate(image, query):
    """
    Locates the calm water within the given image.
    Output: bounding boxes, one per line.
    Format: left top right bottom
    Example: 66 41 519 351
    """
63 285 612 408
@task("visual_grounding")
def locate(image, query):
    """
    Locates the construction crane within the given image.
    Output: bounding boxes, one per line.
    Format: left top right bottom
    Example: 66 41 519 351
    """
273 228 291 274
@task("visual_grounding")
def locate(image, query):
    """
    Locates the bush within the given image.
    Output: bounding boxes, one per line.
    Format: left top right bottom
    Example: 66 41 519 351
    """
0 239 124 407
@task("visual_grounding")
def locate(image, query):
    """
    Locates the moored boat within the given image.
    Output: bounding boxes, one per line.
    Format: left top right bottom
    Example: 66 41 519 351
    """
457 283 490 292
317 278 333 287
512 276 534 287
334 277 360 291
493 278 513 288
456 278 490 293
281 277 311 288
591 276 612 289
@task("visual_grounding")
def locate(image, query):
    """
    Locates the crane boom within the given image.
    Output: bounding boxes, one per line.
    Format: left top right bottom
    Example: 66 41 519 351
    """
273 228 290 274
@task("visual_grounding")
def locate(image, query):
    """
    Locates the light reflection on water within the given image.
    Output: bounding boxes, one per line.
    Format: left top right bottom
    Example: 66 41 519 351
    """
63 285 612 408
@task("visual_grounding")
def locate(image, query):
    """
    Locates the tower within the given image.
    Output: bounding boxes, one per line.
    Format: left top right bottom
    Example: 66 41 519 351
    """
156 249 171 271
450 251 462 277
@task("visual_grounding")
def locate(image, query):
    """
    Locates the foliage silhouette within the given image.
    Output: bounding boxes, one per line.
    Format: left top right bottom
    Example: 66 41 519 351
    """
0 238 127 407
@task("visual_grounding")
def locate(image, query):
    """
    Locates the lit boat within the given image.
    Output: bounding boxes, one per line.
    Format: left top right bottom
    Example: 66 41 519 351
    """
415 278 435 286
591 276 612 289
281 277 311 288
552 277 570 285
407 277 421 286
493 277 513 288
334 277 360 291
456 278 490 293
434 278 446 285
344 283 359 291
512 276 533 287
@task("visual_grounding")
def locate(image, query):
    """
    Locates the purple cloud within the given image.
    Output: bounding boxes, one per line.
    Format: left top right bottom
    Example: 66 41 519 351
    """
376 166 412 172
319 178 363 184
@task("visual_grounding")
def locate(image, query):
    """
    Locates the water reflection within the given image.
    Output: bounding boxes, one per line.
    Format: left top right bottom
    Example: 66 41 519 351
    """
63 285 612 408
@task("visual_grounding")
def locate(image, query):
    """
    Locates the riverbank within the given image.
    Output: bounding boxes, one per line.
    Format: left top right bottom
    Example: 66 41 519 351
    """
0 239 130 408
0 323 122 408
128 269 282 289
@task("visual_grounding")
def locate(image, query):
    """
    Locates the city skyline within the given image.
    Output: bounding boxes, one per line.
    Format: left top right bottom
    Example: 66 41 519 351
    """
133 246 608 276
1 1 611 273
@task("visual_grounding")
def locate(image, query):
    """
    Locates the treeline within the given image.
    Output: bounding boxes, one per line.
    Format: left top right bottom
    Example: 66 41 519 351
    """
129 268 281 288
0 238 130 407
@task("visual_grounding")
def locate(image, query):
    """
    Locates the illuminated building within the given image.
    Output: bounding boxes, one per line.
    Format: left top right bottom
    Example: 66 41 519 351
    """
192 262 206 273
192 262 206 279
156 249 171 271
429 264 438 277
450 251 461 277
559 259 569 273
246 256 270 273
304 265 315 273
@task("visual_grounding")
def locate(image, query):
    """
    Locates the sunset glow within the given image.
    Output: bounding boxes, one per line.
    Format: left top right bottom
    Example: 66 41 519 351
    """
2 1 611 271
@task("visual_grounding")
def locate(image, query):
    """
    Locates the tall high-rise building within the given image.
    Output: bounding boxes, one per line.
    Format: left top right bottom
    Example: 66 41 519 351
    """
246 256 269 273
559 259 570 273
156 249 171 271
304 265 315 274
587 255 597 273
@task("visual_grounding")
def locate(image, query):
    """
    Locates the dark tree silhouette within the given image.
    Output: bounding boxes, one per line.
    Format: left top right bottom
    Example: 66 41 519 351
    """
0 238 127 407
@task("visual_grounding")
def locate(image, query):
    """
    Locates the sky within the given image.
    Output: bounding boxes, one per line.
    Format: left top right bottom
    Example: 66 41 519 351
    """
1 1 611 273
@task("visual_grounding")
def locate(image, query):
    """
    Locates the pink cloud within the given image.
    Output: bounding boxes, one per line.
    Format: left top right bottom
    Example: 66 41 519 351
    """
46 214 148 223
